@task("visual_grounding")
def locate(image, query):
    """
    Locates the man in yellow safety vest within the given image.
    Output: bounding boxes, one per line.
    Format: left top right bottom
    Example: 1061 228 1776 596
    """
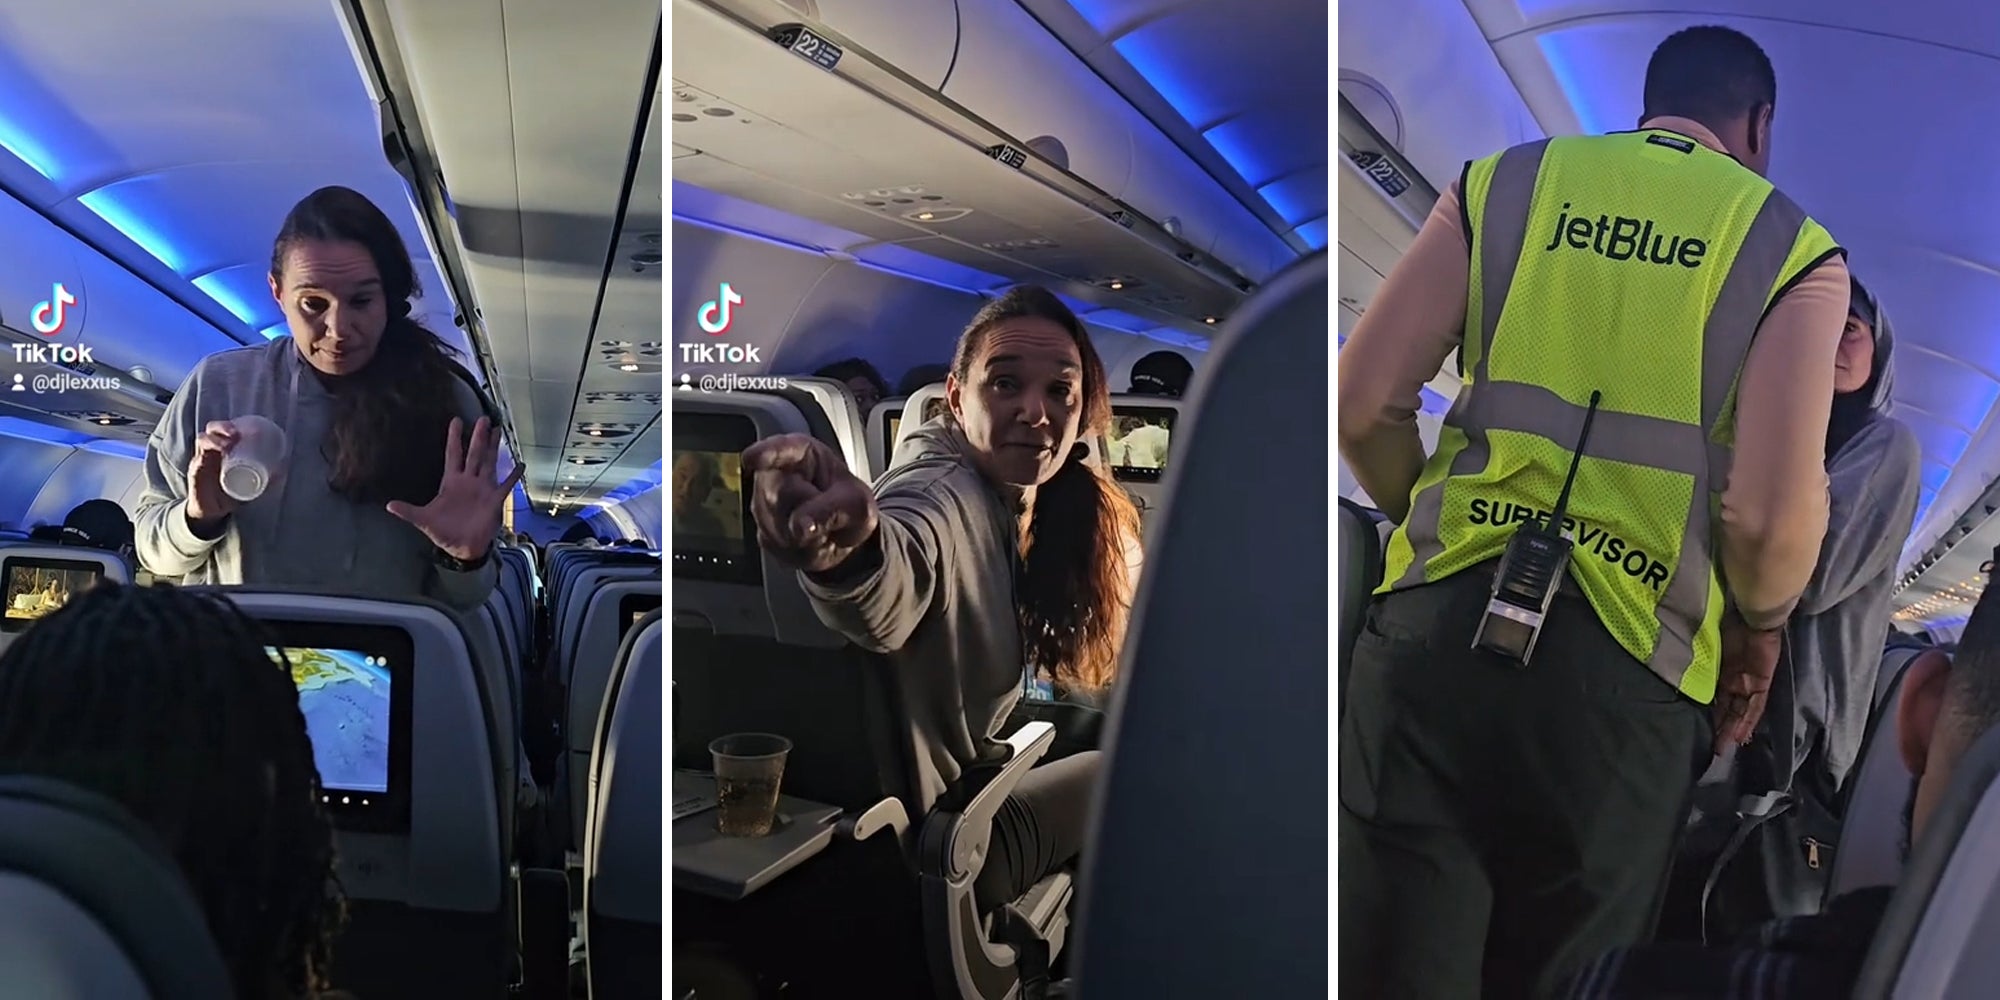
1337 25 1853 998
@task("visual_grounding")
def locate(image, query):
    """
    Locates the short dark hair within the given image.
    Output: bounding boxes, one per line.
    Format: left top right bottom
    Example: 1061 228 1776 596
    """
1642 26 1776 128
813 357 888 398
1948 576 2000 743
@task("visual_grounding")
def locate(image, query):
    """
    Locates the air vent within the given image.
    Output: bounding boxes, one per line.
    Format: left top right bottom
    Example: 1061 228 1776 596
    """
583 391 663 406
569 440 622 450
669 83 759 126
598 340 664 356
981 237 1058 252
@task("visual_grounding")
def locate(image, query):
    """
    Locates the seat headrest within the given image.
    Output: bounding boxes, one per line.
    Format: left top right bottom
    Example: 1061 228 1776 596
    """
1074 252 1329 998
891 383 949 464
0 775 233 998
1854 715 2000 997
779 376 872 478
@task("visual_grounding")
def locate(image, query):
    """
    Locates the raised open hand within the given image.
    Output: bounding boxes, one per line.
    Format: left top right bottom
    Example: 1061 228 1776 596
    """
387 416 525 562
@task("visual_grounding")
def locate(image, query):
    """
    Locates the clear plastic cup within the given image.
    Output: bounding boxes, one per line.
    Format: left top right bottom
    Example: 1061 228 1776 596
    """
710 733 791 837
220 415 289 502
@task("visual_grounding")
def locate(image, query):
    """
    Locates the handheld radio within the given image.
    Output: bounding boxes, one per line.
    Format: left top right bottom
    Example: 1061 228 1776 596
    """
1472 390 1602 664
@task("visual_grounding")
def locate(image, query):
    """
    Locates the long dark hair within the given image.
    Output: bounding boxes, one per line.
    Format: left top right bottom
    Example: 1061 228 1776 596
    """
951 286 1141 693
271 186 468 507
0 584 345 997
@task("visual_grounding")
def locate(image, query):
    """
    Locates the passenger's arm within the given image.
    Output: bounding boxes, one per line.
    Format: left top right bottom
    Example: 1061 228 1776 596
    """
132 367 223 576
1336 183 1470 523
428 551 501 611
798 486 948 653
425 378 505 610
1718 256 1850 630
1794 421 1922 616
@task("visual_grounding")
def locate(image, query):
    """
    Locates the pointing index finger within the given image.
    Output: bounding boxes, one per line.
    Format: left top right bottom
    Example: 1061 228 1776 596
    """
743 434 816 475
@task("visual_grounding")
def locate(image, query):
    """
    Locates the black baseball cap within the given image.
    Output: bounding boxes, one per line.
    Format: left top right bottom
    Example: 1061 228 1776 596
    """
60 499 133 553
1129 350 1193 398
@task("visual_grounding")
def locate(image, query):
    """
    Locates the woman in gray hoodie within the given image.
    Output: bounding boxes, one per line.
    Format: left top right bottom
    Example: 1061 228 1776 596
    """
746 285 1142 913
1670 273 1923 938
134 186 519 611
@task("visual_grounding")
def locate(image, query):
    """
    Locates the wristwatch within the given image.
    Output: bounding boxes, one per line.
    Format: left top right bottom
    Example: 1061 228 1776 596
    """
434 544 493 573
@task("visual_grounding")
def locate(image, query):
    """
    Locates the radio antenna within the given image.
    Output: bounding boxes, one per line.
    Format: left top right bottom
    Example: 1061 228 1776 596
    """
1547 390 1601 533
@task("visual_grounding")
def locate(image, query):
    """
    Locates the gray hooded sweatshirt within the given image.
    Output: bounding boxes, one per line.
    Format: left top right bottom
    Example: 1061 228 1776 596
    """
1770 291 1922 794
799 420 1026 811
134 339 498 611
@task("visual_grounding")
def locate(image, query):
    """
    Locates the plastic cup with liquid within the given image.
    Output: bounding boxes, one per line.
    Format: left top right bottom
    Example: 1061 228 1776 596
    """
710 733 792 837
219 415 288 502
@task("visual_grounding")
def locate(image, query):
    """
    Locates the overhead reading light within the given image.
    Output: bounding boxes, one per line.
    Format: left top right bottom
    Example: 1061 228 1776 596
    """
1204 317 1217 324
900 205 972 223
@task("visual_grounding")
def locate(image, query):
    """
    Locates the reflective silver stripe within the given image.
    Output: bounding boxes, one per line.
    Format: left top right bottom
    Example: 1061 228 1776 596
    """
1393 140 1549 587
1393 136 1820 688
1646 190 1810 680
1464 380 1725 478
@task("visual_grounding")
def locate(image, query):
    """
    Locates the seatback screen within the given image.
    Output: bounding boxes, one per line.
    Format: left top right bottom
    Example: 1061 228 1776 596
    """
673 412 759 584
262 621 414 832
621 591 662 637
881 405 905 462
1 557 102 632
885 398 950 460
1105 405 1176 483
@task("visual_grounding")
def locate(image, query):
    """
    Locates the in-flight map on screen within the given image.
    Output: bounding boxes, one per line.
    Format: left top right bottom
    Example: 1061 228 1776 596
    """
273 646 392 794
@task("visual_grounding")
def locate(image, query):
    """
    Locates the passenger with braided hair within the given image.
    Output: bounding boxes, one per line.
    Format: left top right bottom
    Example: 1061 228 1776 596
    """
134 185 521 611
0 583 348 998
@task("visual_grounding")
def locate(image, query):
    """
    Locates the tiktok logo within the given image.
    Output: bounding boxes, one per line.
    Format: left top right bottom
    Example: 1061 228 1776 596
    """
31 282 75 336
697 282 741 336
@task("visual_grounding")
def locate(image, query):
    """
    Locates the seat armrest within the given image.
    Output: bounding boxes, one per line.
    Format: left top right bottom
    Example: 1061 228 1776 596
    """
921 721 1056 882
916 721 1059 999
838 797 911 842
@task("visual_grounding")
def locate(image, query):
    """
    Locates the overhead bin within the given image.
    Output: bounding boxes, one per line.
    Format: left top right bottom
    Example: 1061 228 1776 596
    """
677 0 1283 329
812 0 1295 280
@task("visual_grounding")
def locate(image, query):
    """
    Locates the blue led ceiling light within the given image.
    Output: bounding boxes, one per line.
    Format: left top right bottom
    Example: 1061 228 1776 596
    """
73 188 189 273
190 273 266 326
1085 13 1312 247
1538 33 1626 138
0 415 96 447
80 438 146 460
1294 218 1328 250
0 113 59 182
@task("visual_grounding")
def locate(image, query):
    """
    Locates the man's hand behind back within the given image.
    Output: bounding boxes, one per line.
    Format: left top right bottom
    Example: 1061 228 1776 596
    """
1712 620 1783 755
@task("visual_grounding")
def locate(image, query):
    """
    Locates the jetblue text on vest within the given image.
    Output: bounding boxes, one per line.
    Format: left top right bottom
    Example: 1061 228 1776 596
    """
1467 498 1670 592
1543 203 1708 268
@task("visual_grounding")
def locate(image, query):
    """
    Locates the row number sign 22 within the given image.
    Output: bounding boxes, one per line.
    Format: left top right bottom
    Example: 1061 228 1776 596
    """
770 24 843 72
